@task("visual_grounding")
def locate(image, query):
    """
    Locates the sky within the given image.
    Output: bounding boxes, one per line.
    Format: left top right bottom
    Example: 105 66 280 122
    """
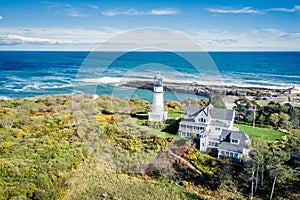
0 0 300 51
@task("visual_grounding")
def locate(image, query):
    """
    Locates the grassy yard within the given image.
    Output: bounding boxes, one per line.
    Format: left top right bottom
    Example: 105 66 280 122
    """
236 124 286 141
255 100 271 107
168 112 183 120
147 127 181 138
132 113 182 139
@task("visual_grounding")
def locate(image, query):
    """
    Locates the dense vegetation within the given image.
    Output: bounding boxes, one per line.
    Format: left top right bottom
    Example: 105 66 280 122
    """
0 95 299 199
234 98 300 130
0 96 85 199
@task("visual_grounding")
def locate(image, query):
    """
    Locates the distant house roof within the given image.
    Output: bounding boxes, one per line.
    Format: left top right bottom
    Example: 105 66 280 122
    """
285 86 299 93
183 105 234 121
219 130 250 153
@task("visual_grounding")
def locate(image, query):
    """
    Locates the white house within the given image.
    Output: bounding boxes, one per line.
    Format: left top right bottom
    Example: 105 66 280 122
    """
178 104 250 161
284 86 300 94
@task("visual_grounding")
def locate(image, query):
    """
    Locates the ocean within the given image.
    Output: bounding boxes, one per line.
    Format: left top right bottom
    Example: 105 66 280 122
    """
0 51 299 101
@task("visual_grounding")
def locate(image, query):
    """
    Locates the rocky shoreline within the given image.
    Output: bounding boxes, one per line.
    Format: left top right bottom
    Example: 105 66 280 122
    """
121 81 283 97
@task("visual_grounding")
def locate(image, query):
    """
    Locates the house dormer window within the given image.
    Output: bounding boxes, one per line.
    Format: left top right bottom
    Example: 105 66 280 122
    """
231 139 239 144
199 118 206 123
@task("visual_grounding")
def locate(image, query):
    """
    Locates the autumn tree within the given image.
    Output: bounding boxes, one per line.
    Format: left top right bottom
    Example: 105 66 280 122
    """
269 113 279 128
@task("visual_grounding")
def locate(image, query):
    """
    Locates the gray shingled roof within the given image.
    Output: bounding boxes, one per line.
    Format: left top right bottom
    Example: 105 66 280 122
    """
184 105 205 116
218 142 244 153
230 131 249 141
210 108 234 121
218 130 250 153
209 120 228 128
180 118 195 122
180 119 209 127
221 129 231 138
183 105 234 121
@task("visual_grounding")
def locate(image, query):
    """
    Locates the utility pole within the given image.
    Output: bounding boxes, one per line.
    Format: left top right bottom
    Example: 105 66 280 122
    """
253 105 256 128
248 105 256 128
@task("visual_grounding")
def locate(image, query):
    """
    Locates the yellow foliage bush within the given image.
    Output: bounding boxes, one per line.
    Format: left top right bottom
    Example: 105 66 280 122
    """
96 113 114 123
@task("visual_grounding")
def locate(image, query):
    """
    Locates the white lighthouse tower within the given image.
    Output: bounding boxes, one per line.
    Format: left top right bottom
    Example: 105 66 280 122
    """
148 72 168 122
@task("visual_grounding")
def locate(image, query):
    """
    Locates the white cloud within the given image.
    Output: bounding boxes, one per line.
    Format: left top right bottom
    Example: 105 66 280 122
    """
87 4 99 10
0 16 2 20
193 28 300 51
102 8 178 16
0 26 300 51
194 29 246 49
0 27 123 46
150 9 178 15
206 6 260 14
44 1 89 17
252 28 300 40
269 5 300 13
0 34 60 45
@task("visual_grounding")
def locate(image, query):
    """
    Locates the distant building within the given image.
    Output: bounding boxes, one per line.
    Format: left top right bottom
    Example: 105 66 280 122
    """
177 105 250 161
284 86 300 94
148 73 168 122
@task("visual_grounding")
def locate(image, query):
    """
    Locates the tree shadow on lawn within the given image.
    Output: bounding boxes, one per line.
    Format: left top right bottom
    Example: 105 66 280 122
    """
131 114 148 121
162 118 180 135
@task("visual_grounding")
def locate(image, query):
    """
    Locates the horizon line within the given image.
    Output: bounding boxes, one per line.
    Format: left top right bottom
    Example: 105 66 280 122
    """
1 50 300 52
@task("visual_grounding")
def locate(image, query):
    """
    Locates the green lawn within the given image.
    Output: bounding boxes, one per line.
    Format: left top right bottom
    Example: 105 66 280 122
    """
132 113 182 139
255 100 271 107
168 113 183 120
236 124 286 141
147 127 181 138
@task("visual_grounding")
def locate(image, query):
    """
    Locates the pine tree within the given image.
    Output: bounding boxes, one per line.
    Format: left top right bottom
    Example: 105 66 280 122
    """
288 106 299 129
267 144 291 200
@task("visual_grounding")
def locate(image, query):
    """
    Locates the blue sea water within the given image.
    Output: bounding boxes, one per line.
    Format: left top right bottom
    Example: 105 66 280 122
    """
0 51 299 101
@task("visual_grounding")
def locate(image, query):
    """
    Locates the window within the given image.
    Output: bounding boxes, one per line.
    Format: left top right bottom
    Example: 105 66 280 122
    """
215 127 221 131
199 118 206 123
226 152 229 156
208 141 218 147
202 143 205 147
234 153 239 158
230 152 233 157
231 139 239 144
220 151 225 155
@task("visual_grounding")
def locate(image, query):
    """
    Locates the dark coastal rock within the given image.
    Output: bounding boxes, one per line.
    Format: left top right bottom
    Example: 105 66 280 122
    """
120 81 280 98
